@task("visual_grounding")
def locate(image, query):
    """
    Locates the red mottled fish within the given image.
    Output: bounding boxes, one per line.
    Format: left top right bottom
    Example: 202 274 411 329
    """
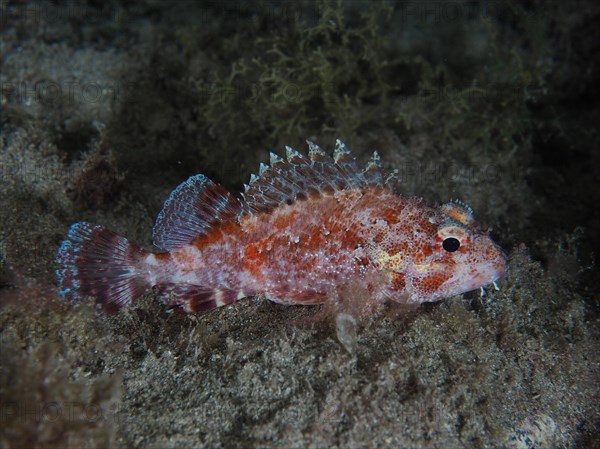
56 140 507 314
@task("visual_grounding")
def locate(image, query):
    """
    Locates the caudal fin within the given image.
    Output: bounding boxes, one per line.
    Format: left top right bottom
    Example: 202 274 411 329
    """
55 222 149 313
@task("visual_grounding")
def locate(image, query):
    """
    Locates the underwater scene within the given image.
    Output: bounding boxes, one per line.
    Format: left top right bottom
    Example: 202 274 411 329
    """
1 1 599 448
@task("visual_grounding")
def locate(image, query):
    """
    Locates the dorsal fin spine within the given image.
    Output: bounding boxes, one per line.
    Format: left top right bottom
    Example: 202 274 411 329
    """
333 139 351 163
269 152 283 166
242 140 387 214
285 145 303 162
307 140 328 160
362 151 384 186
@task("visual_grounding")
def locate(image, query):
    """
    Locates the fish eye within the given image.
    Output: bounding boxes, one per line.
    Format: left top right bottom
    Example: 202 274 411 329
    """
442 237 460 252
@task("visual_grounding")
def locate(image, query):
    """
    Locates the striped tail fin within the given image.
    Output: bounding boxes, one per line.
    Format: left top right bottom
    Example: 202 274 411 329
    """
55 222 149 313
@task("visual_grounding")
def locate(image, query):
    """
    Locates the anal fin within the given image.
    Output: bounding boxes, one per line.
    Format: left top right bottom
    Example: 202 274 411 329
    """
153 283 245 313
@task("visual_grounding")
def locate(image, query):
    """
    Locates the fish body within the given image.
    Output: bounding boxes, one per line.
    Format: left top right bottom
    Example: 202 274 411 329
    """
56 140 507 313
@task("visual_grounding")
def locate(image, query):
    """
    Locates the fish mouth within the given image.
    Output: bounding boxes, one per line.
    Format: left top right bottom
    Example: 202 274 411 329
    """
472 243 508 289
470 261 507 292
474 275 503 294
441 257 507 298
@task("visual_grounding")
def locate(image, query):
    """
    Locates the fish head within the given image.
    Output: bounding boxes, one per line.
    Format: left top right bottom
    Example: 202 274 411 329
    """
373 199 507 303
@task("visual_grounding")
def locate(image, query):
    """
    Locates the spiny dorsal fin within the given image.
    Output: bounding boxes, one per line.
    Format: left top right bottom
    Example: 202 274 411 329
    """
153 174 241 250
242 140 385 214
363 151 384 186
